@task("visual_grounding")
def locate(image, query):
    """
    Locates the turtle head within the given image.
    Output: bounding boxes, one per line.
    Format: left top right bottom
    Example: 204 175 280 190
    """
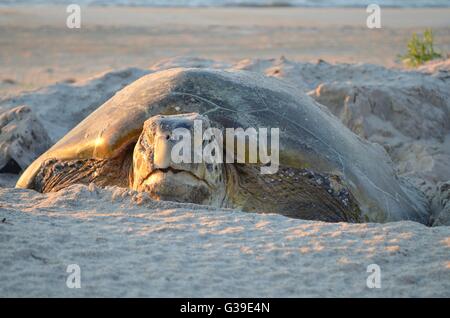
131 113 227 206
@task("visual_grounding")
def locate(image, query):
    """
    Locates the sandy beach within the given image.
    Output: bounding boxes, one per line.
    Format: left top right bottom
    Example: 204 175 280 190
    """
1 5 449 297
1 6 450 95
1 184 449 297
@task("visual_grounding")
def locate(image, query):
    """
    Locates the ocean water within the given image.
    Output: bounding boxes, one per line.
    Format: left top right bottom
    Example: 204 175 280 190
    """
1 0 450 8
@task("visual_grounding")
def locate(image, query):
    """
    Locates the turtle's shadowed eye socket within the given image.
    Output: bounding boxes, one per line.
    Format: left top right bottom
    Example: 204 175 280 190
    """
172 122 191 130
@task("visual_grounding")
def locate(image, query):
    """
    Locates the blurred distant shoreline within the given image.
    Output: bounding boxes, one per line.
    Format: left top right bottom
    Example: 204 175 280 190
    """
1 5 449 96
1 0 450 9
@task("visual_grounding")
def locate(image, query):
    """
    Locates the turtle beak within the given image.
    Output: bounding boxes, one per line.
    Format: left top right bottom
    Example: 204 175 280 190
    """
153 132 171 170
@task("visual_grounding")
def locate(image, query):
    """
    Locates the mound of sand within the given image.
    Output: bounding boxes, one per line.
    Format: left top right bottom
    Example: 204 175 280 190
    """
0 68 149 143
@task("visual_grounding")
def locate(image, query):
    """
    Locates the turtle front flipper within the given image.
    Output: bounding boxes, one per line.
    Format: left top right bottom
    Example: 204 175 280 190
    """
33 154 132 193
226 164 362 223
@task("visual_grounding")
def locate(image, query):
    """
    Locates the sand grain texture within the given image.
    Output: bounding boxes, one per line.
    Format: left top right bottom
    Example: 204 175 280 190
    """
0 184 449 297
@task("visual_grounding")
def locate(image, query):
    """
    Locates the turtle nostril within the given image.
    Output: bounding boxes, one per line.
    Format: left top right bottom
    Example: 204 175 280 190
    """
166 134 170 140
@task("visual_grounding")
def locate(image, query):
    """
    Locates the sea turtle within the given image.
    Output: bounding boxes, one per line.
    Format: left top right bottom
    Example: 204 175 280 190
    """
16 68 429 223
